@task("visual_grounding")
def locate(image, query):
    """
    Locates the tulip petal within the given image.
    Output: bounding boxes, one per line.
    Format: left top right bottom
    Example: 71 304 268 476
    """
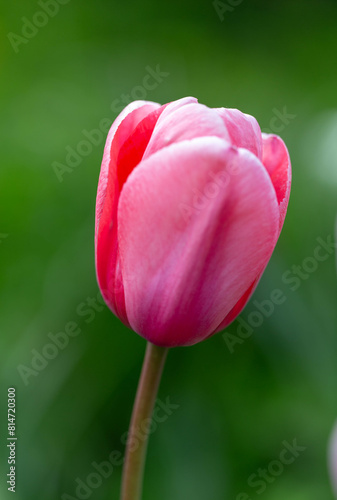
95 100 161 323
143 101 230 159
214 135 292 333
216 108 263 159
115 97 199 190
213 278 259 333
118 137 280 347
116 106 168 189
95 100 161 243
262 133 292 232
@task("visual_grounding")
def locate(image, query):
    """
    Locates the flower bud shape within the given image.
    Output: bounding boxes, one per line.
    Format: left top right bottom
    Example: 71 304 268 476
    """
95 97 291 347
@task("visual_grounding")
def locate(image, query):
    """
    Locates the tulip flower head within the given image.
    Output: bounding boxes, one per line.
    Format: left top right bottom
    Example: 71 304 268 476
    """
95 97 291 347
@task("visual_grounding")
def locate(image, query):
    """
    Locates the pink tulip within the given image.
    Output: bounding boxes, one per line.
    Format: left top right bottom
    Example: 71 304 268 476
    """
95 97 291 347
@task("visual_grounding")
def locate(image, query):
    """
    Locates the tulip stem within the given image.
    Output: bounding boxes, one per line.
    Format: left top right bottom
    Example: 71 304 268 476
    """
120 342 168 500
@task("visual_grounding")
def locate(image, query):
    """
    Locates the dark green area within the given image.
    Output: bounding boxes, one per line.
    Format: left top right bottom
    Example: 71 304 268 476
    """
1 0 337 498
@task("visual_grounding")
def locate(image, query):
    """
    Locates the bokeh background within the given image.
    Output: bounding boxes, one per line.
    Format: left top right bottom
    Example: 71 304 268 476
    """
1 0 337 499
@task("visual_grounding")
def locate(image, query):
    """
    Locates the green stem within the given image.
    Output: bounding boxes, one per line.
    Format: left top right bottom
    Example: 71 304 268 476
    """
120 342 168 500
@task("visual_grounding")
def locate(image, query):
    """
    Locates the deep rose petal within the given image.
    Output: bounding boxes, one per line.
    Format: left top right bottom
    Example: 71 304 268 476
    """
95 100 161 323
118 137 280 347
116 106 168 189
216 108 263 159
95 100 161 244
143 101 230 160
262 133 291 232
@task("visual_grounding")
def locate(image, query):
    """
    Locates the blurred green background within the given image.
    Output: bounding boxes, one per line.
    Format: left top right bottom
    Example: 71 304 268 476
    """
1 0 337 499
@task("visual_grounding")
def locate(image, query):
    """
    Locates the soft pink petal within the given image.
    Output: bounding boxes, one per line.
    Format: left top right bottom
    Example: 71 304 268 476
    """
152 96 198 121
262 133 292 232
95 100 161 323
143 101 230 160
118 137 280 347
214 135 291 332
213 278 259 333
216 108 263 159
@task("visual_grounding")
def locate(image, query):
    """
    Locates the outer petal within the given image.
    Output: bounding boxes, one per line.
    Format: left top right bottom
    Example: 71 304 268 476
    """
95 100 161 323
118 137 280 347
214 134 292 332
213 278 259 333
262 133 292 232
143 102 230 159
216 108 263 159
116 97 197 188
95 100 160 244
